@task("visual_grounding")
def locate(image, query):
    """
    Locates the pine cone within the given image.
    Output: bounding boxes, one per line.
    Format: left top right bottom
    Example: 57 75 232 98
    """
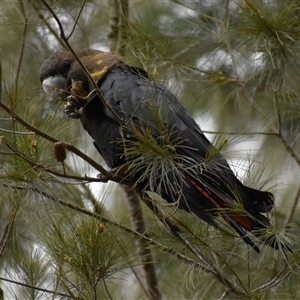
53 142 66 162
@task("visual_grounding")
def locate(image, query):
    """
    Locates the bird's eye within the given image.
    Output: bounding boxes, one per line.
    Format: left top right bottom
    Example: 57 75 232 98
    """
60 60 71 70
58 60 72 77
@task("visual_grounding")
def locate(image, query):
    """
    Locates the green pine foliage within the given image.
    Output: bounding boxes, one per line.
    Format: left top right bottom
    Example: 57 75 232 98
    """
1 0 300 299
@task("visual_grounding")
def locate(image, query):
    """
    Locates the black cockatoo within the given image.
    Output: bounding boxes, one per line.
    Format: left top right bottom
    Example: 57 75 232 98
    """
39 48 290 253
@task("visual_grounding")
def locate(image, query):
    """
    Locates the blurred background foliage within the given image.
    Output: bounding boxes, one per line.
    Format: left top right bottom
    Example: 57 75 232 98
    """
1 0 300 299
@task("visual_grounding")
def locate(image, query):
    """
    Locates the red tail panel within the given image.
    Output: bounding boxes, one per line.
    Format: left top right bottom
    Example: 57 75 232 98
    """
189 178 253 232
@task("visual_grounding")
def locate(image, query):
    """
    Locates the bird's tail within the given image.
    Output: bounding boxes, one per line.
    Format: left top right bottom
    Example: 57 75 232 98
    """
189 178 292 253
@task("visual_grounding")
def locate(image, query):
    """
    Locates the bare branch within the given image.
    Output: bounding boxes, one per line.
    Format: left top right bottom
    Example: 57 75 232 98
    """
67 0 87 39
274 91 300 166
0 277 78 299
276 133 300 166
0 63 2 103
283 185 300 231
108 0 120 52
123 186 162 300
15 0 28 97
116 0 129 57
0 206 18 257
274 90 282 135
0 127 35 135
202 130 277 136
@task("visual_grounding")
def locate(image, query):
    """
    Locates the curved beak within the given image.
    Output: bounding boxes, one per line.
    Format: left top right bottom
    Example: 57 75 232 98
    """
42 75 67 99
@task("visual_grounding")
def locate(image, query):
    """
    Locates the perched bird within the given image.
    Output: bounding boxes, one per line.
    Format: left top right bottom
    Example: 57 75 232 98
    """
39 48 290 253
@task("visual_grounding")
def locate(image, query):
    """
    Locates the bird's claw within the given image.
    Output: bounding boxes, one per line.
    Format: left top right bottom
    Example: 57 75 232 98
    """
64 96 82 119
63 95 81 105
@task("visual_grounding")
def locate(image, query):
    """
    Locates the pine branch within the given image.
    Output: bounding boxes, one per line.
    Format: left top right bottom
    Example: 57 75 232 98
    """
0 182 226 278
0 100 108 175
0 136 110 184
115 0 129 57
283 185 300 231
0 206 18 258
15 0 28 99
108 0 120 52
123 186 162 300
108 0 129 56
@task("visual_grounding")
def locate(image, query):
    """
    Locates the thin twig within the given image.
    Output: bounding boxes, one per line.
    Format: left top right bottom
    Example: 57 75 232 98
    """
274 89 282 135
283 185 300 231
0 127 35 135
169 0 222 23
218 289 230 300
0 277 78 299
67 0 86 39
0 151 17 156
274 89 300 166
108 0 120 52
252 263 291 293
224 0 239 81
0 206 18 257
102 279 113 300
116 0 129 57
15 0 28 98
202 130 277 136
30 1 67 50
276 131 300 166
0 64 2 103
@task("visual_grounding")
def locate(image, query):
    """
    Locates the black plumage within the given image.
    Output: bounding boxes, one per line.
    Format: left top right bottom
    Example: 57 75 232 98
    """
39 49 290 253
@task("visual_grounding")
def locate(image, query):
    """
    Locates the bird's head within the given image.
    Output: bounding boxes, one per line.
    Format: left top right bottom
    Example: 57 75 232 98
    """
39 48 123 100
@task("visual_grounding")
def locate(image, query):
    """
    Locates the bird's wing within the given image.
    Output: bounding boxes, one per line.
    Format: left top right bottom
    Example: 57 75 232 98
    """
97 65 241 194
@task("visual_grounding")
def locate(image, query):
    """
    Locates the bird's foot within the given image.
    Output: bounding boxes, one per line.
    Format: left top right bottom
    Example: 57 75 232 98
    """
63 96 82 119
